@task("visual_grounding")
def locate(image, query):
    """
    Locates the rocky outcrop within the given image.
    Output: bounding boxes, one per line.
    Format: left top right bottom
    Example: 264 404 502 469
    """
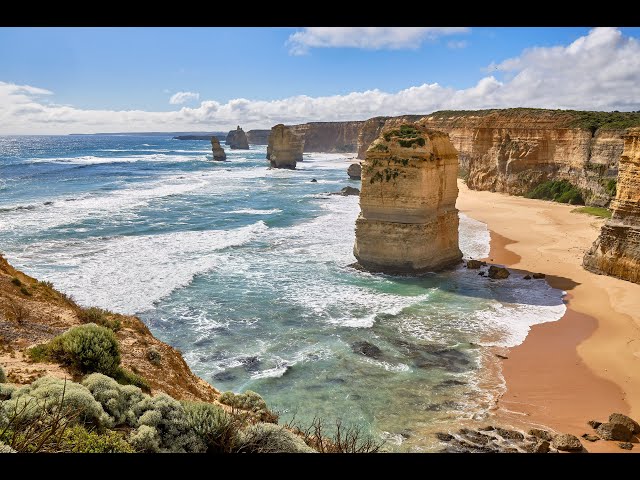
289 121 365 153
551 434 583 452
266 124 305 169
211 137 226 161
347 163 361 179
356 109 640 207
246 129 271 145
353 124 462 273
225 126 249 150
583 128 640 283
0 254 217 402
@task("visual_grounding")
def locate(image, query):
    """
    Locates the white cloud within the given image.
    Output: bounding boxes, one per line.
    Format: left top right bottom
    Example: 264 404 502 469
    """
169 91 199 105
447 40 468 49
287 27 469 55
1 28 640 135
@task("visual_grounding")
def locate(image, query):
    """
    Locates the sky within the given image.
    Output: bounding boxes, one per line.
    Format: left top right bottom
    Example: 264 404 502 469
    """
1 26 640 134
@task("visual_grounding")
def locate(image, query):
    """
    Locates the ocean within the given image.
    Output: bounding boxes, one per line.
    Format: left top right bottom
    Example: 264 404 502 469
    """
0 134 566 450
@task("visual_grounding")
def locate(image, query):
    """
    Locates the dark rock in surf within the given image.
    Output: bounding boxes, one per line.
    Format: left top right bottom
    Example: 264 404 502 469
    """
351 341 382 359
488 266 510 279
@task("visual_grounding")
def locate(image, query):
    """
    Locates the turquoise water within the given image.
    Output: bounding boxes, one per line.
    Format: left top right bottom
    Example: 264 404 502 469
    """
0 135 566 449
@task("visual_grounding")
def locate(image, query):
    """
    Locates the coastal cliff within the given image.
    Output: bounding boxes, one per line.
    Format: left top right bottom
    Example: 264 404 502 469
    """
246 129 271 145
289 121 364 153
583 128 640 283
266 124 304 169
356 109 640 207
211 137 226 161
226 126 249 150
0 254 217 402
353 124 462 273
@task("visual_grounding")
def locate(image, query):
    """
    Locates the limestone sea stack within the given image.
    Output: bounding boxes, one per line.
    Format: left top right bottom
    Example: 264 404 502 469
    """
226 126 249 149
211 137 226 161
353 124 463 273
583 128 640 283
266 124 305 169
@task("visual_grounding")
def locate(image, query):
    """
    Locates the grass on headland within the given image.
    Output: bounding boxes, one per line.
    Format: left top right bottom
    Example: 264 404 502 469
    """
571 206 612 219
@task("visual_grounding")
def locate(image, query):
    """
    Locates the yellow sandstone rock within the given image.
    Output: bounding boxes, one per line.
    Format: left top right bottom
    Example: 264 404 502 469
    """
353 124 463 273
584 128 640 283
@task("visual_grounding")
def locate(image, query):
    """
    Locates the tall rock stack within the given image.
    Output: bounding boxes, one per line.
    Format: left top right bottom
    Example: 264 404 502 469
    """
211 137 226 161
266 124 305 169
353 123 462 273
583 128 640 283
226 126 249 149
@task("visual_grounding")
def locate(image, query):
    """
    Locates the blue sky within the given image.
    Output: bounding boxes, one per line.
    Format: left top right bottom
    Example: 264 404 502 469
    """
1 27 640 134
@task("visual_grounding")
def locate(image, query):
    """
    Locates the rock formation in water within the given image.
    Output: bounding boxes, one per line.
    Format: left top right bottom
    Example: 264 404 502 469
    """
353 123 463 273
246 129 271 145
583 128 640 283
225 126 249 150
211 137 226 161
347 163 361 179
266 124 305 169
357 109 640 207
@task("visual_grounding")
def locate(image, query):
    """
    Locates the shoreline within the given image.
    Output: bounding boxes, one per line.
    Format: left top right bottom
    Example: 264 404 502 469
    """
457 180 640 452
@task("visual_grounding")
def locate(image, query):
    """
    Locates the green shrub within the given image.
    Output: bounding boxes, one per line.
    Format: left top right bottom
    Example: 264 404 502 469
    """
47 323 121 376
113 367 150 392
218 390 277 422
605 179 617 196
525 180 585 205
3 376 112 428
129 393 204 453
82 373 146 427
10 278 21 287
183 401 242 453
0 365 6 383
146 347 162 366
236 423 316 453
26 344 49 363
0 384 16 401
78 307 121 332
20 286 31 296
58 425 134 453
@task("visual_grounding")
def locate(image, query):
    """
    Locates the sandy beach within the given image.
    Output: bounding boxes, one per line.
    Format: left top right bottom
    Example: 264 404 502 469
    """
457 180 640 452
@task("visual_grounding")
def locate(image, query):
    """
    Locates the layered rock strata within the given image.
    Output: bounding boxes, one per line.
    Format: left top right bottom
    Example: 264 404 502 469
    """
289 121 365 152
225 126 249 149
246 129 271 145
353 124 462 273
211 137 226 161
356 110 636 207
583 128 640 283
266 124 305 169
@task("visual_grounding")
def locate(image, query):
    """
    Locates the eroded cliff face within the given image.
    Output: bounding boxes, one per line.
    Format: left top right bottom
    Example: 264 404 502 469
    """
225 126 249 150
353 124 462 273
211 137 226 161
0 254 218 401
288 121 364 153
246 129 270 145
583 128 640 283
357 110 630 207
267 124 305 169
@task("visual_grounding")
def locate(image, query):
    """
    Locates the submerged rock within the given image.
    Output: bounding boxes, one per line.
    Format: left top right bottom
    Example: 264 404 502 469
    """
435 432 454 442
466 259 483 269
351 341 383 359
495 427 524 441
523 275 532 280
488 266 510 279
619 442 634 450
581 433 600 442
532 272 546 279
